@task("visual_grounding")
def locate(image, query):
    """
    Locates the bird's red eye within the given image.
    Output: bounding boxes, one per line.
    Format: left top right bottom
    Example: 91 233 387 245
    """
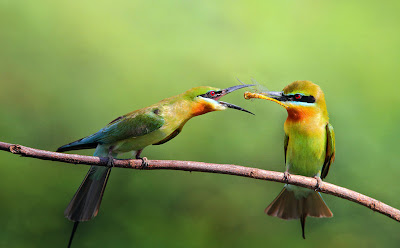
295 94 302 100
209 91 216 96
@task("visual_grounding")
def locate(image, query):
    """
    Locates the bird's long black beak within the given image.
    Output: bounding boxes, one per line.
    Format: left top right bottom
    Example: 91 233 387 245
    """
265 91 288 102
218 84 255 115
220 85 255 96
219 101 254 115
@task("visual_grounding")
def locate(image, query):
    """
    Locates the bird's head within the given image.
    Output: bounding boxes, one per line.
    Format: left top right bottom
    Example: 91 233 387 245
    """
185 85 255 116
245 81 328 121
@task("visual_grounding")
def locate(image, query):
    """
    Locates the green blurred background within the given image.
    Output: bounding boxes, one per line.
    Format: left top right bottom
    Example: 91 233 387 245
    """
1 0 399 247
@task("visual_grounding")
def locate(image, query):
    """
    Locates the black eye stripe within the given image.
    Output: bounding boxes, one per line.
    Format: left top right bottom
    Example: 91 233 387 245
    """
199 90 223 98
285 94 316 103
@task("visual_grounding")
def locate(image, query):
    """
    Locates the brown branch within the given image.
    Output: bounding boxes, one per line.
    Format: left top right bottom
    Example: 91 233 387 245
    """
1 141 399 222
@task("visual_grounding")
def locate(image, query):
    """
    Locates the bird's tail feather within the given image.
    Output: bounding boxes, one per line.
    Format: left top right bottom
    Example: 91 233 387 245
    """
265 186 332 239
67 221 79 248
64 166 111 221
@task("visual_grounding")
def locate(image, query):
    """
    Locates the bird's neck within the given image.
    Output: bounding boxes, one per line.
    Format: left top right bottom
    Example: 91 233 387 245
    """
157 97 195 124
285 107 327 133
190 100 216 117
286 106 324 123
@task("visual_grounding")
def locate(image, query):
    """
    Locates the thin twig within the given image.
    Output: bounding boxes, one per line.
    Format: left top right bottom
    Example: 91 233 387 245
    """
1 141 399 222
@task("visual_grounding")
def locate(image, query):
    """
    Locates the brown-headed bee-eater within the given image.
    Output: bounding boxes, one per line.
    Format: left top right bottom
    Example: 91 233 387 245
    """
244 80 335 239
57 84 254 247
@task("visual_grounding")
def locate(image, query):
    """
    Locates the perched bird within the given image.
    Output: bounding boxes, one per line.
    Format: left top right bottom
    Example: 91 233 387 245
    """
244 80 335 239
58 84 254 247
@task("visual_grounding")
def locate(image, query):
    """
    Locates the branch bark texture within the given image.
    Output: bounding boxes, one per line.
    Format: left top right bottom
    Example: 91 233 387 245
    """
1 141 399 222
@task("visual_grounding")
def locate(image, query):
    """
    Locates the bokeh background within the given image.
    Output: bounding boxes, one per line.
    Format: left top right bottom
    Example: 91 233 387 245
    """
1 1 399 247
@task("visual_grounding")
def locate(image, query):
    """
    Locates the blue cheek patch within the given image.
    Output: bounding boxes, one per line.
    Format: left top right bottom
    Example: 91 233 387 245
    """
288 101 316 107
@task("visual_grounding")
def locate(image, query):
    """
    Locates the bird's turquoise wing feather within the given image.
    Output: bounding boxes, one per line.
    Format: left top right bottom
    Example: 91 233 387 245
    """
321 123 335 179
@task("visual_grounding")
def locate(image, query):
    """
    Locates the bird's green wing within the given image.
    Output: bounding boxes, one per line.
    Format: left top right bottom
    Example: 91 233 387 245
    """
57 109 165 152
152 126 182 145
284 133 289 165
94 110 165 144
321 123 335 179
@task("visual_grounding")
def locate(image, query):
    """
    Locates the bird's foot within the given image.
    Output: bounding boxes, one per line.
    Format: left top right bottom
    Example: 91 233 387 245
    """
139 157 149 169
283 171 290 183
314 176 322 191
107 146 115 168
107 156 115 168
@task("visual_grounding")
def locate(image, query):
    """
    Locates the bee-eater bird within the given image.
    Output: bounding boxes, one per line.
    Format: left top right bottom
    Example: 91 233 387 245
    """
244 80 335 239
57 84 254 247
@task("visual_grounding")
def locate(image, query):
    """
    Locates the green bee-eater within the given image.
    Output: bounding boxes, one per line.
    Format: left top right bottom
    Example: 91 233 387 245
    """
245 80 335 238
57 84 254 247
